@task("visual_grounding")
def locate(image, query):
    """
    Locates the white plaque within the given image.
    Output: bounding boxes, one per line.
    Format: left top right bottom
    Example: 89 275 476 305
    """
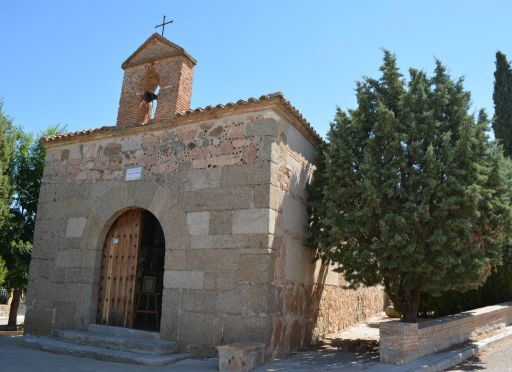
125 167 142 181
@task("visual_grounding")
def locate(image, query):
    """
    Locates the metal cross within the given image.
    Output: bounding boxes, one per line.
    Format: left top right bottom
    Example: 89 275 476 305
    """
155 15 173 36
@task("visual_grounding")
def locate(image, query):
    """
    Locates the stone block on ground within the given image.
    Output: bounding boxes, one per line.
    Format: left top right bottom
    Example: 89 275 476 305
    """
217 343 265 372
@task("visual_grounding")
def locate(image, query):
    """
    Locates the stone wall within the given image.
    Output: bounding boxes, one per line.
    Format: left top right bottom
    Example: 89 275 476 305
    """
26 103 384 360
380 302 512 364
268 122 385 357
25 108 280 357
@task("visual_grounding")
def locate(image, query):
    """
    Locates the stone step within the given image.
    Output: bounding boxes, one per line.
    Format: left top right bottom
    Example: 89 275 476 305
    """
23 336 192 366
87 324 160 340
56 329 177 355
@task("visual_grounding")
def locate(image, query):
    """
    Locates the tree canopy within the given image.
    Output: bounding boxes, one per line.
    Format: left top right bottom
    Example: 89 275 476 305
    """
308 51 512 322
0 120 63 327
0 101 16 232
493 51 512 157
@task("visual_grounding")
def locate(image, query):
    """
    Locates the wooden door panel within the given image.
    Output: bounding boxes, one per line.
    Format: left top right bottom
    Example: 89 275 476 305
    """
97 209 143 328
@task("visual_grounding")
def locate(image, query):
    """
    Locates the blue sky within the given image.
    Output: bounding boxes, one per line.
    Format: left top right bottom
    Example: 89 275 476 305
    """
1 1 511 139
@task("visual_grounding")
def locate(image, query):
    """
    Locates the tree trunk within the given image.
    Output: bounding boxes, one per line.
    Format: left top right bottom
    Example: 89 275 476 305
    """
7 288 22 330
401 288 421 323
6 289 13 305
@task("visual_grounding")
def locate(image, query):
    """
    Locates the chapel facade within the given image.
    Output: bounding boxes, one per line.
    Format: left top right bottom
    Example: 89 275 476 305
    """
24 33 384 359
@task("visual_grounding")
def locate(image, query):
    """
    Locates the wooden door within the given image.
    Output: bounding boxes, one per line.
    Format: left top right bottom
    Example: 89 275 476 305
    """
97 209 143 328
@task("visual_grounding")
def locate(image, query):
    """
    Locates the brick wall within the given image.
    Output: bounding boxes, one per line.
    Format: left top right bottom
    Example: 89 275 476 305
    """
380 302 512 364
116 56 194 127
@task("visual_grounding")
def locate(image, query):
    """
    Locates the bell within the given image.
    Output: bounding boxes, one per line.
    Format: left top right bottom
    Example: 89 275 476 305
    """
142 91 158 103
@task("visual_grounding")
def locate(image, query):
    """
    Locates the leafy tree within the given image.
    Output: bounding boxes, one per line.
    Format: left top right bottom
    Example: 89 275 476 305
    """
0 101 16 231
308 51 512 322
492 51 512 157
1 125 63 329
0 256 7 289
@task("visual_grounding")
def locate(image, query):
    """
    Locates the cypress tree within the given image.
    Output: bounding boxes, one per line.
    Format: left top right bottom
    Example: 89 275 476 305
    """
308 52 512 322
492 51 512 156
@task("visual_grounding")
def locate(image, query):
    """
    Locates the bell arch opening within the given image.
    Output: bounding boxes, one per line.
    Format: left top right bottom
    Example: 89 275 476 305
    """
138 65 160 125
96 208 165 332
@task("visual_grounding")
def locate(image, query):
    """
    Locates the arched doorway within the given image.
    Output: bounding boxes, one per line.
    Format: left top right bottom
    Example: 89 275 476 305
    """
96 209 165 331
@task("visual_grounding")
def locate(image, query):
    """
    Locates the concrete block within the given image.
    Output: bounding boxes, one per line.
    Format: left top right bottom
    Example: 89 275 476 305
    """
217 343 265 372
164 270 204 290
232 209 276 234
186 211 210 236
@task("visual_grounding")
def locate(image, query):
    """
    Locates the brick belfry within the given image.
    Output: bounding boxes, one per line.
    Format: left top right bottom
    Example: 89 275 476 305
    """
116 33 195 127
24 33 385 361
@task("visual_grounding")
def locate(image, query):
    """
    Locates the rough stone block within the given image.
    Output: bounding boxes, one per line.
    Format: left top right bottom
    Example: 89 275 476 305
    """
221 163 270 187
55 249 82 268
221 315 272 345
188 247 221 270
191 234 248 250
217 343 265 372
178 312 216 349
24 308 55 336
184 168 221 191
180 187 255 212
249 284 277 314
164 250 187 270
209 210 233 235
232 209 276 234
186 211 210 236
53 301 76 329
237 254 273 283
218 286 251 314
160 288 180 340
245 118 278 137
181 289 218 313
164 270 204 290
283 197 307 235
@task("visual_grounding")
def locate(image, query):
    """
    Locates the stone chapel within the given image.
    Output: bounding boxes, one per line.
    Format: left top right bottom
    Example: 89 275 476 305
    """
24 33 385 359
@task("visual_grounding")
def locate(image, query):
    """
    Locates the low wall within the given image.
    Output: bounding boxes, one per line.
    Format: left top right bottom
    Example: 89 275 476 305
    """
380 302 512 364
0 304 27 318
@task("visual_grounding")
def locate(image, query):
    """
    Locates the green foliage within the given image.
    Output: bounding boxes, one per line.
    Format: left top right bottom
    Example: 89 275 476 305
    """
0 256 7 287
307 51 512 322
0 101 16 231
419 264 512 318
420 61 512 317
0 125 64 291
492 51 512 157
